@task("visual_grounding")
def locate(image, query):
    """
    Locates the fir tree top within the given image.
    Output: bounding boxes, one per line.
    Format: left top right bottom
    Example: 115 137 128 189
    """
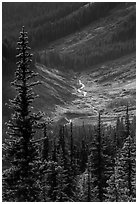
3 26 44 202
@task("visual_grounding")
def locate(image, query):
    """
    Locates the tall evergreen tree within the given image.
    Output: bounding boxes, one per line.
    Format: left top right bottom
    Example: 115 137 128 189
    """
42 123 49 161
65 122 78 201
40 123 50 201
125 104 130 139
130 115 136 141
52 141 57 162
76 155 98 202
46 160 58 201
80 155 92 202
89 112 112 201
86 158 91 202
2 26 43 202
116 109 136 202
116 116 126 148
123 105 136 201
55 148 70 202
70 122 73 166
113 135 136 202
41 142 58 202
105 157 119 202
58 126 67 167
80 139 88 173
106 107 136 202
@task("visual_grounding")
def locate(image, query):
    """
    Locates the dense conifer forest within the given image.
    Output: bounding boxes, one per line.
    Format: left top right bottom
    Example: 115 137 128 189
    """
3 2 135 61
2 26 136 202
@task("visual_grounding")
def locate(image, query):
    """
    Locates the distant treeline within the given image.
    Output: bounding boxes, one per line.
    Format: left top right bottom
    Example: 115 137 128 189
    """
36 8 136 71
2 2 85 60
3 2 127 61
29 2 121 47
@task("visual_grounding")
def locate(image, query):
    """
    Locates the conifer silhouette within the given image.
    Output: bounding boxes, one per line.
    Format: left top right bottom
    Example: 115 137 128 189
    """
3 26 43 202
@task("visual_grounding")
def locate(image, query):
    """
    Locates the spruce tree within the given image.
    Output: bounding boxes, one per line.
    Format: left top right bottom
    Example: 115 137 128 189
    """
40 123 50 201
89 112 112 201
121 105 136 201
86 158 91 202
80 139 88 172
40 142 58 202
2 26 43 202
105 157 119 202
46 160 58 201
42 123 49 161
130 115 136 142
58 126 67 168
65 122 78 201
116 116 126 148
80 156 92 202
56 124 77 201
76 155 98 202
55 148 70 201
70 122 73 166
106 107 136 202
116 133 136 201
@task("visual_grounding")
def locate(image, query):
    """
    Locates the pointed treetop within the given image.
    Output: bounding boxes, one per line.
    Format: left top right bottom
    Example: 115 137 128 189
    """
20 26 28 37
22 26 25 33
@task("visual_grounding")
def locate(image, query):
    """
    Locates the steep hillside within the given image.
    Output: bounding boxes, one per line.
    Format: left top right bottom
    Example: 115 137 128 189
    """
62 54 136 126
2 2 122 60
32 53 136 127
34 2 136 124
3 2 86 41
2 2 136 139
37 2 135 70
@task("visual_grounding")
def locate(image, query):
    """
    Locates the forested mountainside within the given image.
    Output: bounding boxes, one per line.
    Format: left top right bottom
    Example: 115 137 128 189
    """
36 2 135 71
3 2 134 60
2 2 136 202
2 2 85 59
3 2 135 70
3 2 136 135
3 2 86 42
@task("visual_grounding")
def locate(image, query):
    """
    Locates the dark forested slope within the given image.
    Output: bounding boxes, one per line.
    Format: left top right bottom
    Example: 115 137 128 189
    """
3 2 86 50
36 2 136 71
3 2 126 58
2 2 136 139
